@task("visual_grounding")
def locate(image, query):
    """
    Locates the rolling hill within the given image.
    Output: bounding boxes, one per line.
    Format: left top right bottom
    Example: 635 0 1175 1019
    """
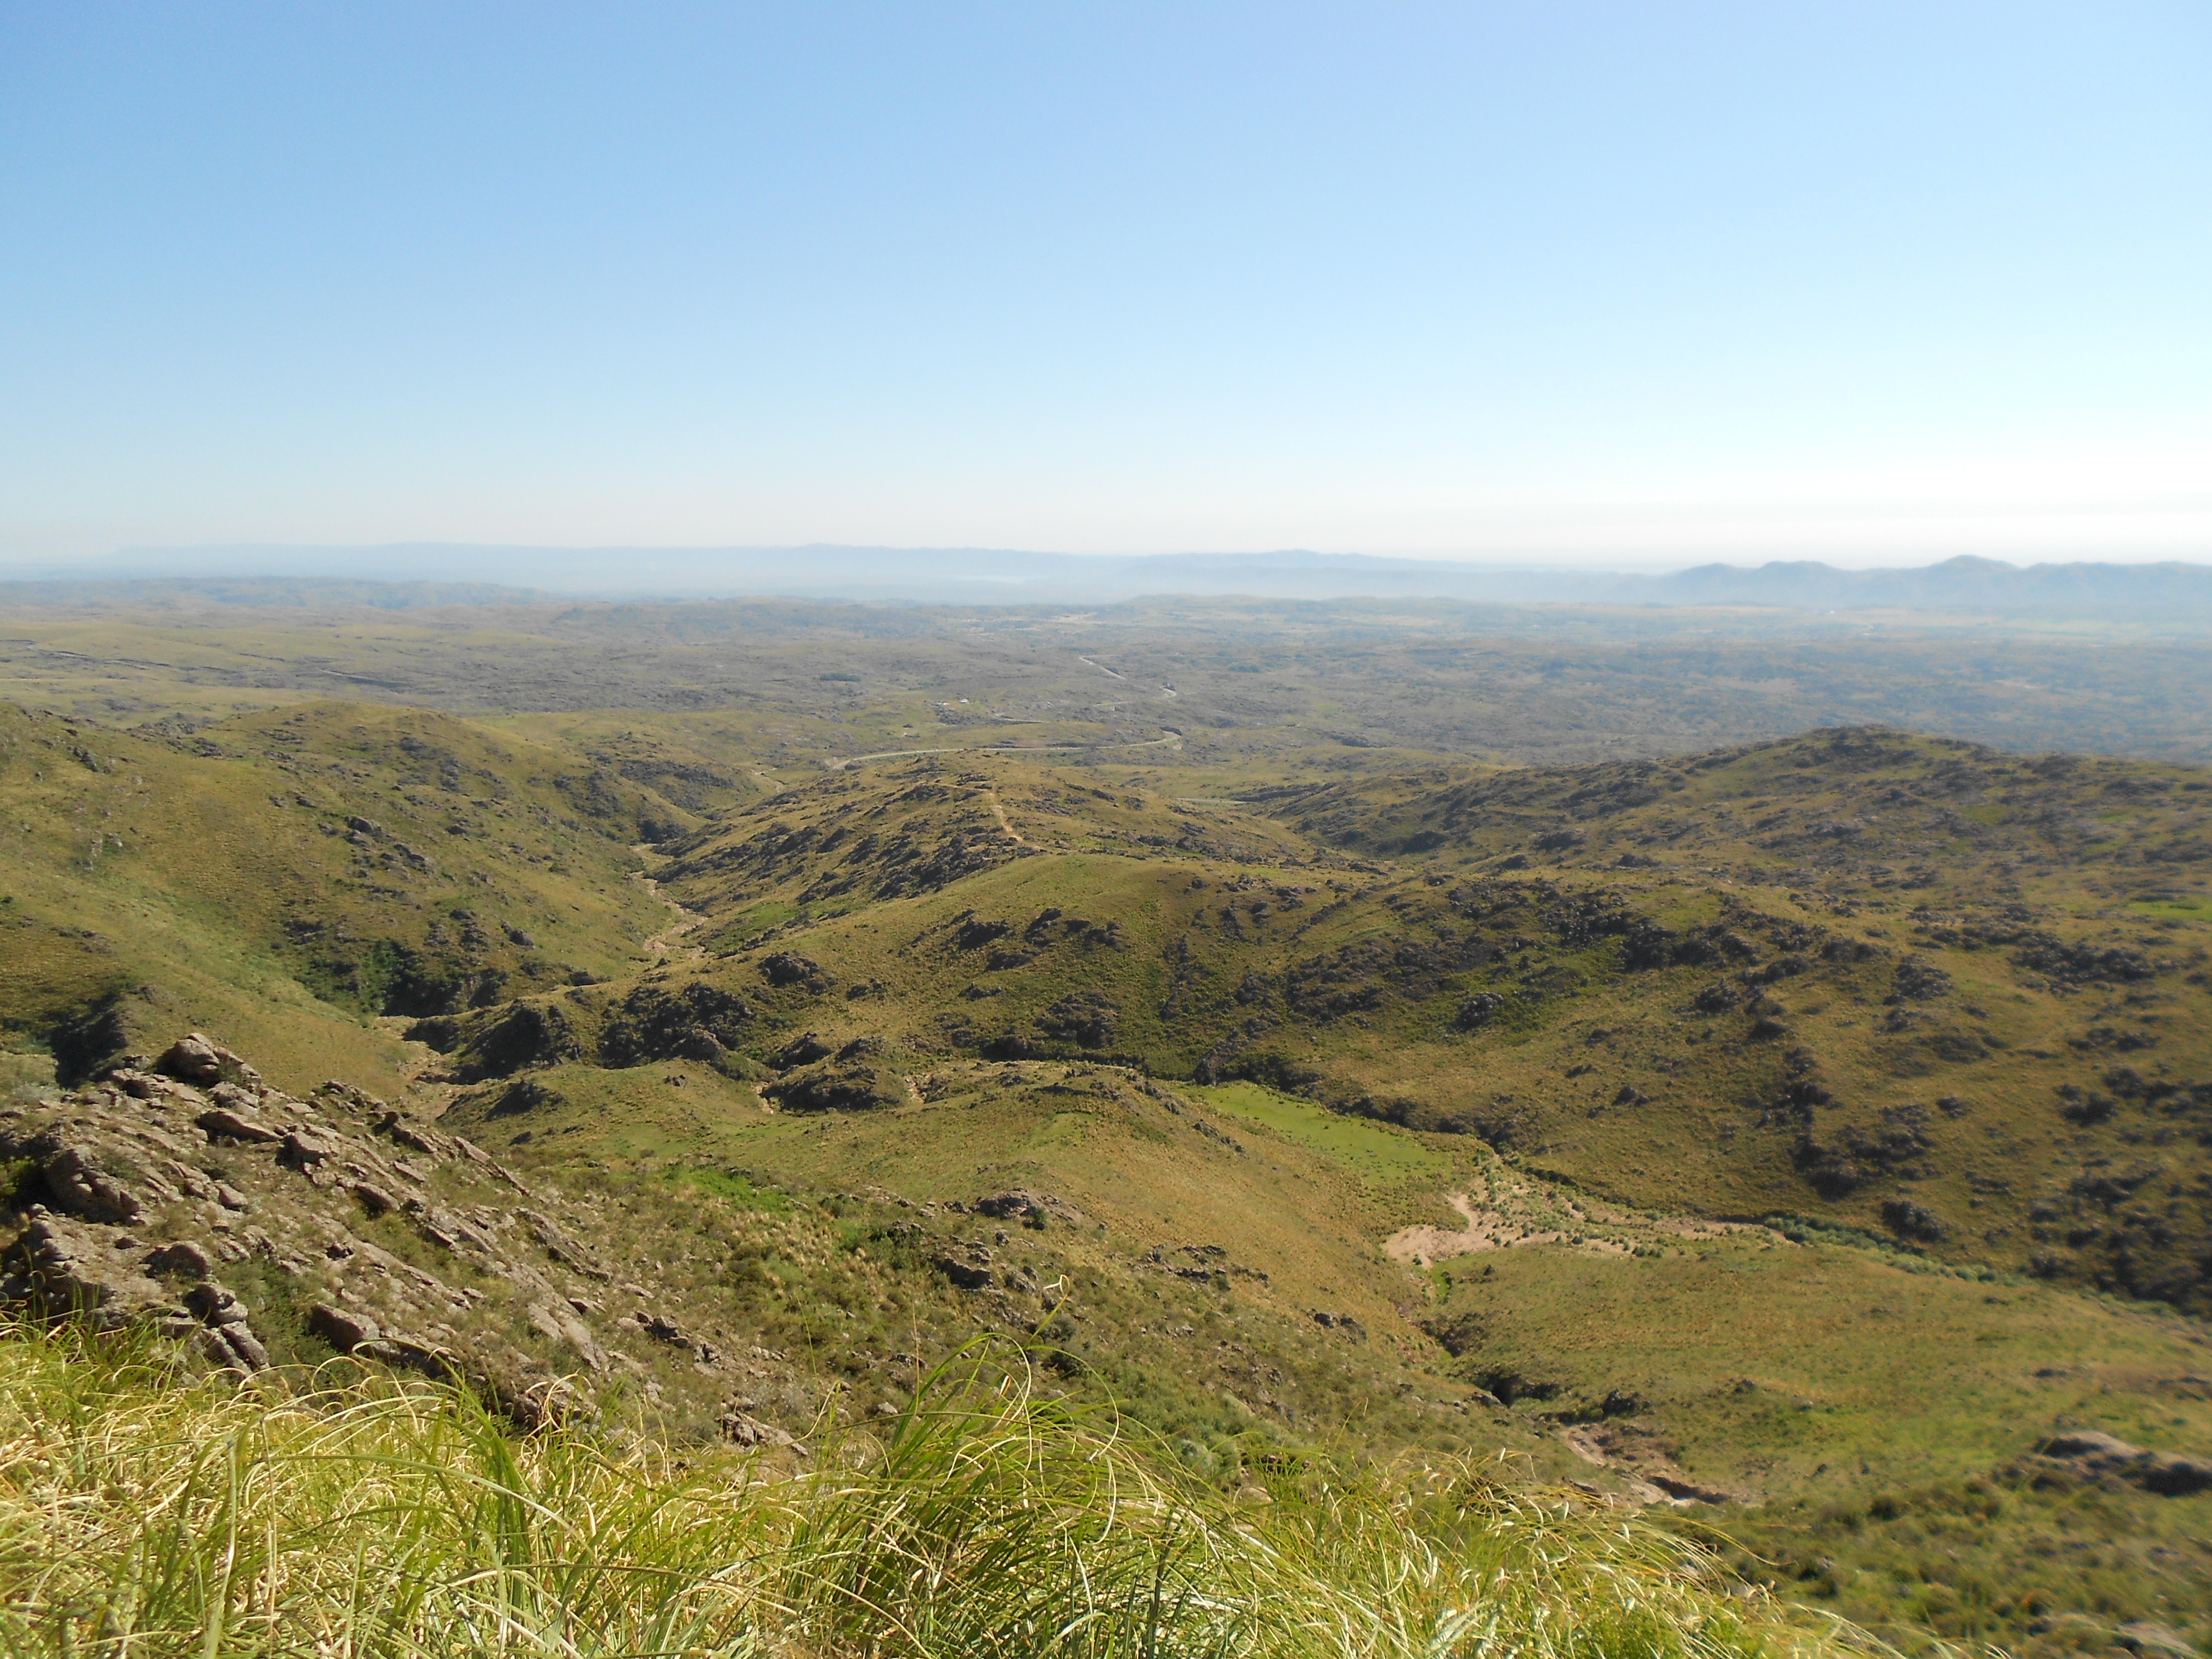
4 645 2211 1654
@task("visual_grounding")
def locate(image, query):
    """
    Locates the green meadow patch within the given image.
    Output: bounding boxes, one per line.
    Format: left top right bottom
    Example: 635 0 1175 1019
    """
1193 1080 1451 1186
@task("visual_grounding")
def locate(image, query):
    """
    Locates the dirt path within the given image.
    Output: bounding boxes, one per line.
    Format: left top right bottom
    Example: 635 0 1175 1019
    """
1385 1185 1764 1267
1386 1192 1633 1265
982 789 1029 846
1561 1425 1738 1506
629 846 708 963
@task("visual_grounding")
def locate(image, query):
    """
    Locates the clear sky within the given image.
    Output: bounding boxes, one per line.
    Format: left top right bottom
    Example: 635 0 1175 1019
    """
2 3 2205 567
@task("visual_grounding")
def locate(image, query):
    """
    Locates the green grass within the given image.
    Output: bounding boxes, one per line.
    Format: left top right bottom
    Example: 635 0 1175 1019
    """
0 1321 1846 1659
1192 1081 1450 1186
1426 1238 2212 1652
2130 896 2212 920
667 1164 791 1211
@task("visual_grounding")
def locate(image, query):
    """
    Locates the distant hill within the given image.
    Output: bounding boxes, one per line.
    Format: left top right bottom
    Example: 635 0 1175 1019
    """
0 545 2199 619
0 575 545 610
1629 554 2212 614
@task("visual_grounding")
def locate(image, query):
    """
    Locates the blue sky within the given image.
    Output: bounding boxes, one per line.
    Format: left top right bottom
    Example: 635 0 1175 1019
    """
2 3 2205 566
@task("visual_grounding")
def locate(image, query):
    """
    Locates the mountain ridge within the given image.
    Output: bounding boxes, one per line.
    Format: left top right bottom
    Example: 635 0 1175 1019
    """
5 547 2206 618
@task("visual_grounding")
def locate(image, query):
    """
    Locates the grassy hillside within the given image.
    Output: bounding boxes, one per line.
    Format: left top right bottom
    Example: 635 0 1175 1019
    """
5 663 2212 1657
0 700 688 1092
548 731 2212 1318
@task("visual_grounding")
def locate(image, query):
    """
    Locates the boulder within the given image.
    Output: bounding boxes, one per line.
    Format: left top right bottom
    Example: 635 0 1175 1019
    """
197 1108 282 1145
372 1111 449 1158
158 1033 226 1086
307 1302 382 1352
157 1032 257 1088
197 1323 270 1370
112 1069 204 1107
278 1128 343 1171
526 1301 605 1371
184 1280 250 1326
2031 1430 2212 1496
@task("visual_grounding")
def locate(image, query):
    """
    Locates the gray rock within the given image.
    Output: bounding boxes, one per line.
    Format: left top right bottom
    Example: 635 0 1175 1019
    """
720 1409 799 1449
307 1302 383 1352
197 1323 268 1371
197 1107 282 1145
3 1210 168 1325
2033 1430 2212 1496
527 1300 605 1371
40 1145 142 1224
523 1209 610 1279
933 1253 994 1291
2119 1623 2200 1657
158 1034 226 1085
208 1081 261 1112
278 1128 342 1171
184 1281 250 1326
372 1111 448 1158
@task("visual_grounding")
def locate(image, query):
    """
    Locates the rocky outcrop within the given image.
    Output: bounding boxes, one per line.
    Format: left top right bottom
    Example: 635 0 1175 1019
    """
759 953 830 991
760 1038 905 1113
0 1209 270 1369
158 1032 260 1089
0 1031 811 1444
970 1190 1085 1229
2019 1430 2212 1496
407 980 755 1080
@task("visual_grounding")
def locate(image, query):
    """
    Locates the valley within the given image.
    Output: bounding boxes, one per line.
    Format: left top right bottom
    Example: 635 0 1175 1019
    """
3 590 2209 1655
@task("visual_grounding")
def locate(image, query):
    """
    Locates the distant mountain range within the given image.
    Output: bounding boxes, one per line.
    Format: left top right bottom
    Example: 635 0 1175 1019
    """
2 545 2207 615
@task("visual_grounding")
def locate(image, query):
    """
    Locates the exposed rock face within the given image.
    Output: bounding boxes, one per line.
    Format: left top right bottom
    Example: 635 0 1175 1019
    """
0 1210 269 1368
595 982 752 1068
406 981 755 1081
771 1032 834 1070
0 1031 814 1443
932 1249 995 1291
37 1142 144 1224
2 1211 169 1326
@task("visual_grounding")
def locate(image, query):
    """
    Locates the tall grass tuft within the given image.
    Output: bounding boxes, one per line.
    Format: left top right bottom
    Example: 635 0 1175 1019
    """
0 1321 1869 1657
